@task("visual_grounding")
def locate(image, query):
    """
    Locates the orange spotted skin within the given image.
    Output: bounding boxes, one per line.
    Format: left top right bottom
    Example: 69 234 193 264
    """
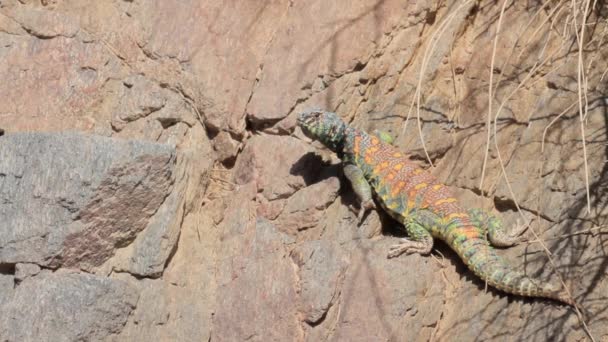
298 110 574 306
348 132 480 243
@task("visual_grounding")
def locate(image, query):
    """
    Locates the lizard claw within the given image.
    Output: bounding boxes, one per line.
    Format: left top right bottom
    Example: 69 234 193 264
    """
357 199 376 223
349 200 376 224
388 237 433 258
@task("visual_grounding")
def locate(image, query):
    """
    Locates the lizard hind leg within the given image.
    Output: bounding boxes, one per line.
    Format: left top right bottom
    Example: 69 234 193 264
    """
467 209 529 247
387 221 434 258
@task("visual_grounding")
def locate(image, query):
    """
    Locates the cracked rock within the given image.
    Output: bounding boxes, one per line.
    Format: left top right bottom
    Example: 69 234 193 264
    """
292 240 348 324
0 132 176 271
14 263 41 282
9 7 79 39
0 271 138 341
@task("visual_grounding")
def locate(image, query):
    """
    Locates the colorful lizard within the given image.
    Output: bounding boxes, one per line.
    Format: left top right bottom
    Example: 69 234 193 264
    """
297 109 574 306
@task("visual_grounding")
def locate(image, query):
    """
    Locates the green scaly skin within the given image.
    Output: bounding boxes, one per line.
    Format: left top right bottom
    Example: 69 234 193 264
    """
297 110 574 307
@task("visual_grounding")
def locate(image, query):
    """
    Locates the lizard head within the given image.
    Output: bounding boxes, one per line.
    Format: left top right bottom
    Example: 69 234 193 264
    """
297 110 347 152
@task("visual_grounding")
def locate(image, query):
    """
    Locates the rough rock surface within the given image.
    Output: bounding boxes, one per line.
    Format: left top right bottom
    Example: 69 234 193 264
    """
0 132 176 271
213 218 302 341
14 263 41 282
0 0 607 341
0 271 138 342
233 134 318 200
291 240 348 324
0 272 13 307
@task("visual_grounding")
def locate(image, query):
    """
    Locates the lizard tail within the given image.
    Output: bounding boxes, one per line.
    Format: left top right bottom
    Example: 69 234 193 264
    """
455 236 575 306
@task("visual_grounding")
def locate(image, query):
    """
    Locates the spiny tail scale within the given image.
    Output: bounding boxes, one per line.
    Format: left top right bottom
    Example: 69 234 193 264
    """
449 231 574 306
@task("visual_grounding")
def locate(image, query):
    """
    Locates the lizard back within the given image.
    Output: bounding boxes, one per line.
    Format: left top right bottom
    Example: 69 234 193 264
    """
345 129 477 239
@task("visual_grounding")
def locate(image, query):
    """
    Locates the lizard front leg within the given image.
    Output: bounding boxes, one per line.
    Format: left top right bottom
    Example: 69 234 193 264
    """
343 163 376 222
387 220 434 258
467 209 529 247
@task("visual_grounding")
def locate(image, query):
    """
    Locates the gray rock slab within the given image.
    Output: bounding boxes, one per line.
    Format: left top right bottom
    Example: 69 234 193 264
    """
276 176 340 234
292 240 349 324
125 154 188 278
0 272 13 306
212 218 301 341
0 271 139 341
327 239 445 342
0 132 176 271
14 263 41 282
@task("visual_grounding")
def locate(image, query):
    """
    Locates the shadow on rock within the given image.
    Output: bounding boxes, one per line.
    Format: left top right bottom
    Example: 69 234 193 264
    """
290 151 342 185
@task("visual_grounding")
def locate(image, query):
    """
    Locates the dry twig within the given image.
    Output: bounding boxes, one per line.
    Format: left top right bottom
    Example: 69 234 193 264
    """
402 0 474 167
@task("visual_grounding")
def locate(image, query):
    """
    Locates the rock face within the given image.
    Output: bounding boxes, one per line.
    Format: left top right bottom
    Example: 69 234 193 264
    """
291 240 348 324
0 271 138 342
0 132 176 271
0 0 607 341
0 132 183 341
213 219 302 341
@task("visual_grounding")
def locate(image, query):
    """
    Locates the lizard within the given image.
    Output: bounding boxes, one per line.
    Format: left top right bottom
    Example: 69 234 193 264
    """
297 109 575 306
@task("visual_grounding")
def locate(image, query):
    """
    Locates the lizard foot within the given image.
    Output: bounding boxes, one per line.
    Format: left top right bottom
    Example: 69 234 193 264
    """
351 199 375 224
490 218 531 247
387 238 433 258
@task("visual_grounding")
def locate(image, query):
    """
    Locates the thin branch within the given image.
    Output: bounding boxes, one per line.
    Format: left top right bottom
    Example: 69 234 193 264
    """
541 102 578 152
515 1 567 62
402 1 474 167
480 0 510 193
572 0 592 215
527 226 608 241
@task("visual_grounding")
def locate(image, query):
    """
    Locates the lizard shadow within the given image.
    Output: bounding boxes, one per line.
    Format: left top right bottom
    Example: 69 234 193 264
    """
290 152 341 186
291 152 373 219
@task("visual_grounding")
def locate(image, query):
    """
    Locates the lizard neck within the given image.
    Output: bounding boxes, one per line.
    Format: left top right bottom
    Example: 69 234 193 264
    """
341 127 367 161
321 123 349 154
